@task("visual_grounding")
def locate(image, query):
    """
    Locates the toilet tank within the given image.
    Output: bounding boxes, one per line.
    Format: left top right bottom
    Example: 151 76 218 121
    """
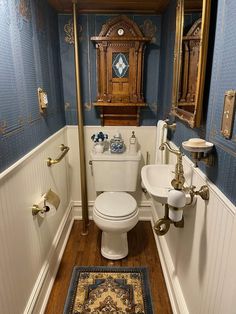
91 150 141 192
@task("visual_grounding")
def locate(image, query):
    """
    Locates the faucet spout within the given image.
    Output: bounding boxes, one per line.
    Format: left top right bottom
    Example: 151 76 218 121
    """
159 142 185 190
159 142 181 156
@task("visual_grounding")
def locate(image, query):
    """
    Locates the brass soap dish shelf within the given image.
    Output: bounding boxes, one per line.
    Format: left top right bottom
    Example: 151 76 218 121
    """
182 138 214 167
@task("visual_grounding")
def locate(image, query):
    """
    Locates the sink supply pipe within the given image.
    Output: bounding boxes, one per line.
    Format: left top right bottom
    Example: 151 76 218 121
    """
73 1 89 235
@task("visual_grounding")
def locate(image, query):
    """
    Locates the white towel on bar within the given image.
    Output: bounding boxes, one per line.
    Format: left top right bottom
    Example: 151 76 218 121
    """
155 120 167 164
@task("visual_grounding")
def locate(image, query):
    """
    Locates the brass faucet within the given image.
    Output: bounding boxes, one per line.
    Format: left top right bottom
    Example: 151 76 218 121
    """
159 142 185 190
153 142 210 237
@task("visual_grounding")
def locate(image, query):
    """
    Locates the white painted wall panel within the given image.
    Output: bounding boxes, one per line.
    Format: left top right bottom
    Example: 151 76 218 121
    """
2 127 236 314
152 143 236 314
0 128 69 314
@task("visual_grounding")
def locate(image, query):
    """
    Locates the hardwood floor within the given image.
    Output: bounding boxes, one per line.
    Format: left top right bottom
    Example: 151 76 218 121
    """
45 220 172 314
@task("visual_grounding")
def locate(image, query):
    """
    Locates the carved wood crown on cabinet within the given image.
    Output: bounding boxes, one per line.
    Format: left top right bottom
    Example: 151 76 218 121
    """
91 15 151 126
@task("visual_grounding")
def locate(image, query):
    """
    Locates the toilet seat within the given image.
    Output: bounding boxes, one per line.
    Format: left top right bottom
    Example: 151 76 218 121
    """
94 192 137 221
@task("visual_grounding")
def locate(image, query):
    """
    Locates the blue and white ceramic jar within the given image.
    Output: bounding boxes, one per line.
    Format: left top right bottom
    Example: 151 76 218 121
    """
110 133 125 153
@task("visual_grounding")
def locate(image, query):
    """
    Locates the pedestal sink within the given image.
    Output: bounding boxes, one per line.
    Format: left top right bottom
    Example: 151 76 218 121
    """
141 164 175 204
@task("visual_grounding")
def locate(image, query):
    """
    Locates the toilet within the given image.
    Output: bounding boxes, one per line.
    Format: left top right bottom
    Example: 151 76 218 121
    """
91 150 141 260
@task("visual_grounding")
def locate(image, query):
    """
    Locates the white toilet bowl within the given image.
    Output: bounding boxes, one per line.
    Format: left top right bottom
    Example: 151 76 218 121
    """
93 191 139 260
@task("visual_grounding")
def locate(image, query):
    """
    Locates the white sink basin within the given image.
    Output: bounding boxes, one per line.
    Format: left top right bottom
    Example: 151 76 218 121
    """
141 164 175 204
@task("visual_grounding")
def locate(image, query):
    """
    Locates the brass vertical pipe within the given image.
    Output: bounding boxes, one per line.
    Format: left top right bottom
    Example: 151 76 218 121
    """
72 2 89 235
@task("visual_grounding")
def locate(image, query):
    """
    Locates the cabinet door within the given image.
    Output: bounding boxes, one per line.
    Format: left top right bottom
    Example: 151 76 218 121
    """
108 49 131 102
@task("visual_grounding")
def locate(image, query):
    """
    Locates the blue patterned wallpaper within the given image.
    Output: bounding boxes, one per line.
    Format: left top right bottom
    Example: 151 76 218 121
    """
162 1 236 205
0 0 65 173
1 1 235 205
58 14 162 126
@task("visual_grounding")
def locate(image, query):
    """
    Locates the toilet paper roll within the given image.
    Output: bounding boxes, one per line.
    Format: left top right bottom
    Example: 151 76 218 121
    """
36 189 60 218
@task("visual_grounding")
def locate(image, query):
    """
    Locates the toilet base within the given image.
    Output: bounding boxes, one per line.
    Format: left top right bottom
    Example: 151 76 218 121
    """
101 231 128 260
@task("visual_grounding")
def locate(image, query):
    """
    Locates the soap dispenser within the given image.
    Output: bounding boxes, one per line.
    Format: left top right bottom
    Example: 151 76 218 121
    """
129 131 138 155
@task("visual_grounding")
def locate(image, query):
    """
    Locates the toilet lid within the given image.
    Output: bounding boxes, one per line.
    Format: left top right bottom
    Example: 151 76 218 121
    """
94 192 137 218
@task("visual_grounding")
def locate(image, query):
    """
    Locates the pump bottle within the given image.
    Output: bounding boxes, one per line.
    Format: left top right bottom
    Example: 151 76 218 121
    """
129 131 138 154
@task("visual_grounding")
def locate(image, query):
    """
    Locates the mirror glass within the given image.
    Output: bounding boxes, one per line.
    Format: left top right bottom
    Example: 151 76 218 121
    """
171 0 211 128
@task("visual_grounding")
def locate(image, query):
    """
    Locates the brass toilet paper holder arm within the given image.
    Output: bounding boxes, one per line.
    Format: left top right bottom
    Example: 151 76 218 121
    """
32 189 60 217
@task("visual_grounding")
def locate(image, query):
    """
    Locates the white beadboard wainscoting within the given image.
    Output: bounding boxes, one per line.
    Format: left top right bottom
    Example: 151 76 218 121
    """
151 143 236 314
0 127 72 314
1 126 236 314
58 127 236 314
0 125 156 314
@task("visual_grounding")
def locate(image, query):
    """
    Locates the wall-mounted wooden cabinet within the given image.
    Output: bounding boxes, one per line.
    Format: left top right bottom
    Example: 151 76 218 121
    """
91 15 150 126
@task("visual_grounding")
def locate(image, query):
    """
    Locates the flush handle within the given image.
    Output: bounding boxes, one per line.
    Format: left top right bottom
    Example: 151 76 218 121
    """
89 160 93 176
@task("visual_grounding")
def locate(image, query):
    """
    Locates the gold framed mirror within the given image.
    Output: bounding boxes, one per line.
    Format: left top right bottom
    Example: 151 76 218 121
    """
171 0 211 128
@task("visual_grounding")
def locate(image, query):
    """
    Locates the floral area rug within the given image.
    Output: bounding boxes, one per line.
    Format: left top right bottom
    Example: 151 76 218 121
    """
63 266 153 314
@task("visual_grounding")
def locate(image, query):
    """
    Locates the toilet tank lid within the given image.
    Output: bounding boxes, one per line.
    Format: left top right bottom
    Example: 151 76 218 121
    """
91 150 141 161
94 192 137 217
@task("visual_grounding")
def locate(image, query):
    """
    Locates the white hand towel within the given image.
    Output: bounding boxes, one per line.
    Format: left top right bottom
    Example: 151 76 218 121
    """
155 120 167 164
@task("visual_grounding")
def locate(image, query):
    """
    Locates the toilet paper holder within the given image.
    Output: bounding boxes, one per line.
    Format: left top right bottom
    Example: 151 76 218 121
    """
32 189 60 217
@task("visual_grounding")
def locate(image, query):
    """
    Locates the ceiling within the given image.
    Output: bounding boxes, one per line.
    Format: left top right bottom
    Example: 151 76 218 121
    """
47 0 171 14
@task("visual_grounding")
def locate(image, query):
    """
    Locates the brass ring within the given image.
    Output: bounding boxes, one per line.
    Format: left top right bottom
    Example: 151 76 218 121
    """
154 219 170 236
